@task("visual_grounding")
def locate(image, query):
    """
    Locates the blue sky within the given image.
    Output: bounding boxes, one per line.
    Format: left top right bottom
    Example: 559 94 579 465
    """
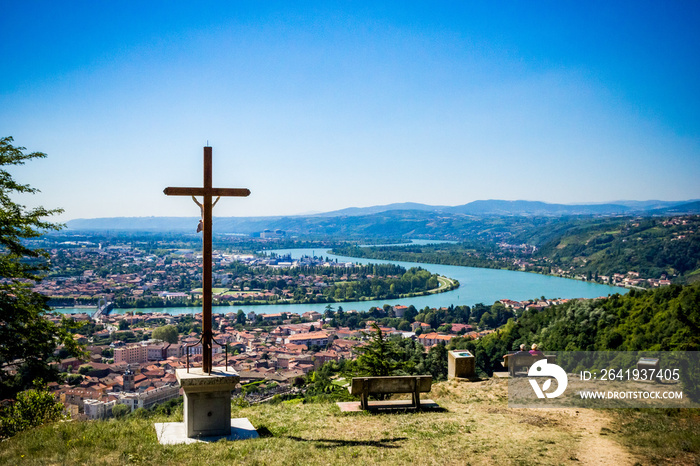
2 1 699 221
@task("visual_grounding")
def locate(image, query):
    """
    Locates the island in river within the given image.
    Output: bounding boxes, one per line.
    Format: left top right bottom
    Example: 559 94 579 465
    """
39 240 457 310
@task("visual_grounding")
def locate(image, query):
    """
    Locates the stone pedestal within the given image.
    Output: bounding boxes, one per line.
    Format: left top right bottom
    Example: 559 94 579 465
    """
176 367 241 438
448 350 476 379
156 366 258 445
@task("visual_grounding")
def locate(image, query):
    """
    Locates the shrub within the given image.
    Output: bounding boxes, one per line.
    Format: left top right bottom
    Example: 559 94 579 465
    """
130 407 149 419
232 397 250 408
112 404 131 419
0 383 65 438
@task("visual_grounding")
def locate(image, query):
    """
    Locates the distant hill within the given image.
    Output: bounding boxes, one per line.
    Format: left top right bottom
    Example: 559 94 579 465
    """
652 200 700 215
607 200 691 210
65 199 700 235
66 217 196 231
447 199 632 216
314 202 447 217
310 199 700 217
66 216 287 234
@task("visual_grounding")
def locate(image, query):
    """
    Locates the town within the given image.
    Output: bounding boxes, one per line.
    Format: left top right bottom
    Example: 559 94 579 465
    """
32 237 454 308
49 296 578 420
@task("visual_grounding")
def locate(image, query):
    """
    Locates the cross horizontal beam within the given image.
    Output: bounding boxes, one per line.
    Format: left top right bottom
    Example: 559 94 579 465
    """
163 187 251 197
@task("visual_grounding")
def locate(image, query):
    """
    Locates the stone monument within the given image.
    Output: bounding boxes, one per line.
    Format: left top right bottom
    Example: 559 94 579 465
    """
154 146 258 444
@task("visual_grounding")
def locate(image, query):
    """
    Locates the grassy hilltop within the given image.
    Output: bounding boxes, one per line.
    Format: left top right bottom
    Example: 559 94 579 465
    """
2 379 699 466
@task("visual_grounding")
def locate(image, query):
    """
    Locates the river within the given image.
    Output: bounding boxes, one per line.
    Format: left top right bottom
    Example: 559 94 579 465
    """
56 245 626 317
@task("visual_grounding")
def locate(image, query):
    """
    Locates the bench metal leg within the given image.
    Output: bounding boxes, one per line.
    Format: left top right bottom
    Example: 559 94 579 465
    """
361 385 369 410
412 378 420 409
413 390 421 409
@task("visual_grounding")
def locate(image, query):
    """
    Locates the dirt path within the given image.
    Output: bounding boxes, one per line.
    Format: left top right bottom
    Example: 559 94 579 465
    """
444 378 646 465
567 409 638 465
429 276 455 293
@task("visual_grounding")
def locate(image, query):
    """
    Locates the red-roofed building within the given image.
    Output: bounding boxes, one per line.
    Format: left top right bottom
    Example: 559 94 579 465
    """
447 323 473 333
393 305 409 317
417 332 456 347
284 331 329 347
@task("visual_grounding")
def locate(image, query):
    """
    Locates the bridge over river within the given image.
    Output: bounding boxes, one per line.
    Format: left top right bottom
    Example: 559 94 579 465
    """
92 298 114 322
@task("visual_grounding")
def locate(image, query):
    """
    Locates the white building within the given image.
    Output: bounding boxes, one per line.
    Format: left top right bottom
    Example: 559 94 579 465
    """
83 398 117 420
117 384 180 412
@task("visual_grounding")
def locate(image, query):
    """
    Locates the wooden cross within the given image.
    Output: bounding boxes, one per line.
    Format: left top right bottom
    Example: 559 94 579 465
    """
164 146 250 373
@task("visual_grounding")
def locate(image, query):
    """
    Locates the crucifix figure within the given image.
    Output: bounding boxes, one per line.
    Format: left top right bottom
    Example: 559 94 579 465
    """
192 195 220 232
164 146 250 373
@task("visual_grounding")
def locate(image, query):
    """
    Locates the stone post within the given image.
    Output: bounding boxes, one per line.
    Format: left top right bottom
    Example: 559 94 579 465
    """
176 367 240 438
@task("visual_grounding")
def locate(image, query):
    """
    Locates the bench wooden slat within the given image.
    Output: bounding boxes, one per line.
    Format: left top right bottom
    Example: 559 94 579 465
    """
503 354 556 376
349 375 432 395
348 375 432 410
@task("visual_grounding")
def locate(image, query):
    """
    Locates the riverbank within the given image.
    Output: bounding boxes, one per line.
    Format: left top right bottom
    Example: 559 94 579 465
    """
55 275 460 315
54 258 624 318
330 244 675 290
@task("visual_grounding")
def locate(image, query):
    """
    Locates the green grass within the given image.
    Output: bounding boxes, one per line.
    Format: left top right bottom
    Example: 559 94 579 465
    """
192 288 229 294
684 268 700 284
612 408 700 465
331 377 348 386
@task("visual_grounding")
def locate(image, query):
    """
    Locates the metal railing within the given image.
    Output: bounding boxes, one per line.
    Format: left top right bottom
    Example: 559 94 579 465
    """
184 336 229 374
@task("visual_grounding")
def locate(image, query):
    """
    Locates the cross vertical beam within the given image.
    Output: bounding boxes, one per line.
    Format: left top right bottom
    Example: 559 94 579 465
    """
202 147 213 372
164 146 250 374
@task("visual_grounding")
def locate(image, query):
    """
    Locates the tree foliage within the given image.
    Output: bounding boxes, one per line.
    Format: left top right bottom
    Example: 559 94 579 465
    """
0 381 65 439
0 137 84 399
151 324 178 344
355 323 402 377
111 403 131 419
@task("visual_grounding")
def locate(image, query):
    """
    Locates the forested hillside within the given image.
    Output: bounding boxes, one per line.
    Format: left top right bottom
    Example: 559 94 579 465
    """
335 215 700 284
451 283 700 376
530 216 700 281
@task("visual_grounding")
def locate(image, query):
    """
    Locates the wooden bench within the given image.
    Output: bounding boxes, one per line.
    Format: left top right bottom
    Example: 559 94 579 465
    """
503 353 556 377
348 375 432 410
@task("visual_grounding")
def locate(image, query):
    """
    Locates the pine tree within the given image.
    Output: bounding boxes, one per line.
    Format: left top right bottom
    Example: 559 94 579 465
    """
355 323 401 376
0 137 83 399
